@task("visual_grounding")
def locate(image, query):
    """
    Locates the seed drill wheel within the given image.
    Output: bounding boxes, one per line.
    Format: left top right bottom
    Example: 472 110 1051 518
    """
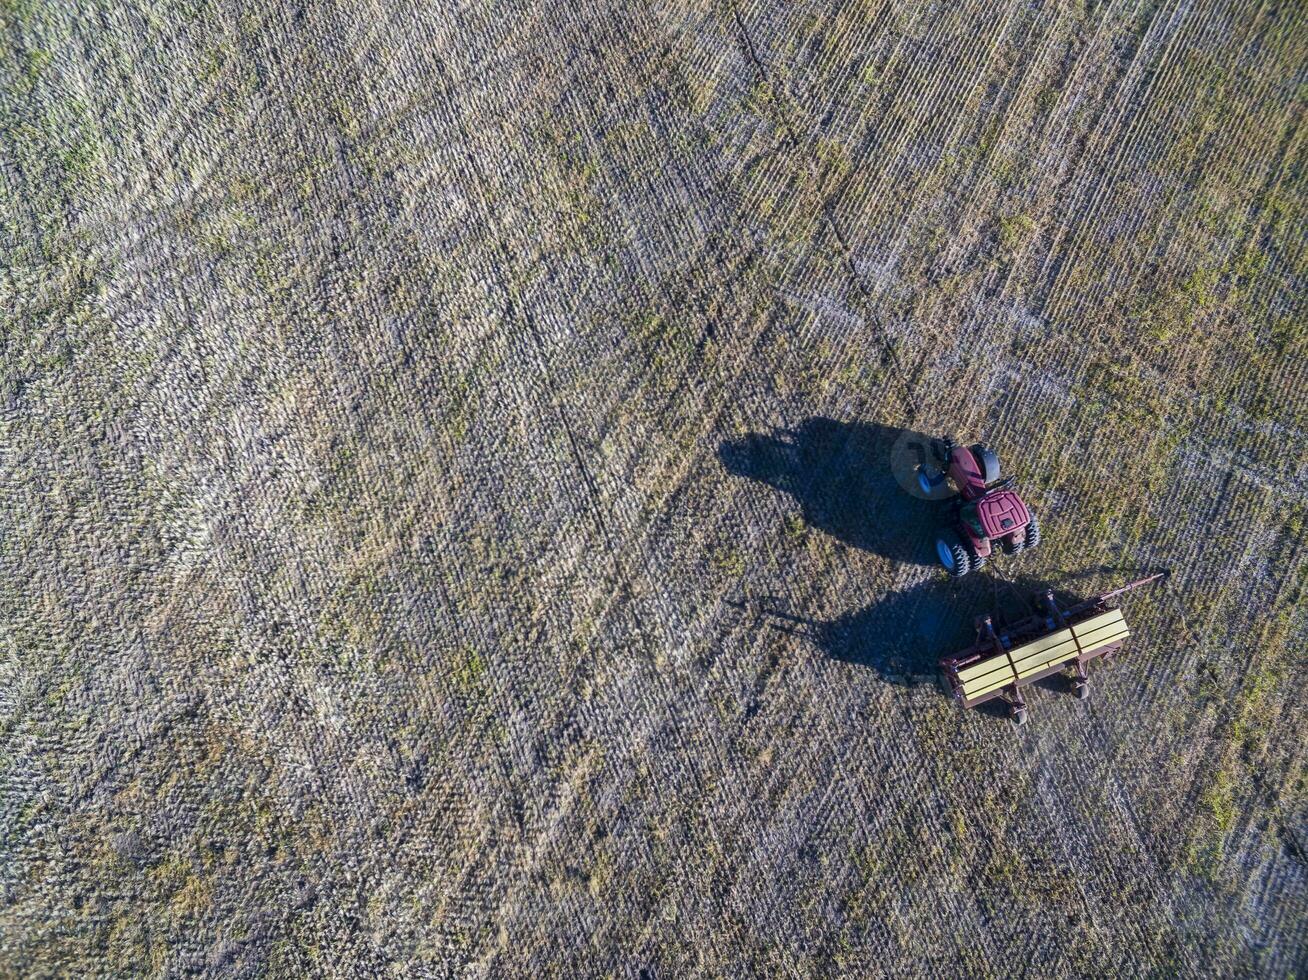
938 672 956 699
1011 705 1028 726
936 531 971 578
1074 678 1089 700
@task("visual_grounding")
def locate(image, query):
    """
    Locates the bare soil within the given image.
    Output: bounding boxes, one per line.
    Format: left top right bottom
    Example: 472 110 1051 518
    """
1 0 1305 975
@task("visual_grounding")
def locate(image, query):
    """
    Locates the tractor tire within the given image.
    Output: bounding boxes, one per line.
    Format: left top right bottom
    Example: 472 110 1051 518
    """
1002 536 1024 556
917 468 949 498
970 444 1001 484
1024 512 1042 551
970 550 987 571
936 531 972 578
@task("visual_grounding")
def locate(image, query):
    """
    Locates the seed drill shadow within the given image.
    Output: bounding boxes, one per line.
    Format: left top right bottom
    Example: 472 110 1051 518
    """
717 417 939 565
747 579 984 688
745 575 1092 696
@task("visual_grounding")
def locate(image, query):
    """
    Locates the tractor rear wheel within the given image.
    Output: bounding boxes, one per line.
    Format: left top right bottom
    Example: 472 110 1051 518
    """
970 444 1001 484
1024 512 1042 551
936 531 971 578
970 549 987 570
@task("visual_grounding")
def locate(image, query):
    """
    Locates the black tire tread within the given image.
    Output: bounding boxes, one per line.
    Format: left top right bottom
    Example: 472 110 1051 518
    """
938 532 972 578
970 443 1001 484
1024 512 1041 551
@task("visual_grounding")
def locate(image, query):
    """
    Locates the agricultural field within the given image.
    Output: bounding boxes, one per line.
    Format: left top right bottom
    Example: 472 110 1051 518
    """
1 0 1305 975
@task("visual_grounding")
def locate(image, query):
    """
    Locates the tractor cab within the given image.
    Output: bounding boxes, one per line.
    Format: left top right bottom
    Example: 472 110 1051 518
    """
919 437 1041 577
959 491 1030 558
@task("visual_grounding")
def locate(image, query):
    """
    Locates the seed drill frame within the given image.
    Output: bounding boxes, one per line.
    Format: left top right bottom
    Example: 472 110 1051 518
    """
938 572 1167 724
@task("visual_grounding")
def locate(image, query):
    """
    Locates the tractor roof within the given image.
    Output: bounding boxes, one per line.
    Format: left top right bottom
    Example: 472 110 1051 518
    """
973 491 1029 538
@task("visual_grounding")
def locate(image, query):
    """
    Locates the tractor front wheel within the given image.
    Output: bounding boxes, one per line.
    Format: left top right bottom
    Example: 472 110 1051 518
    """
936 532 972 578
970 444 1001 484
1024 513 1042 551
1002 536 1024 556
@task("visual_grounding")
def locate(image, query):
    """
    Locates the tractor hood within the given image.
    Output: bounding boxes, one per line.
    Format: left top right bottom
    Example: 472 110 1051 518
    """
975 491 1029 538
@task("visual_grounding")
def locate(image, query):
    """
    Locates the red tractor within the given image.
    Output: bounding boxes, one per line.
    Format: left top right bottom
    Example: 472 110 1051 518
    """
917 438 1040 577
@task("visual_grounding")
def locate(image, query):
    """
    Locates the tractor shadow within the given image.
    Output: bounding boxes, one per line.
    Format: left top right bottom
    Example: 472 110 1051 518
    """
717 417 944 566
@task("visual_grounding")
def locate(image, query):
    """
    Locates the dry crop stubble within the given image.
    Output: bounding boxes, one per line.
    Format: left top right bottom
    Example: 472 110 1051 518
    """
1 0 1306 976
